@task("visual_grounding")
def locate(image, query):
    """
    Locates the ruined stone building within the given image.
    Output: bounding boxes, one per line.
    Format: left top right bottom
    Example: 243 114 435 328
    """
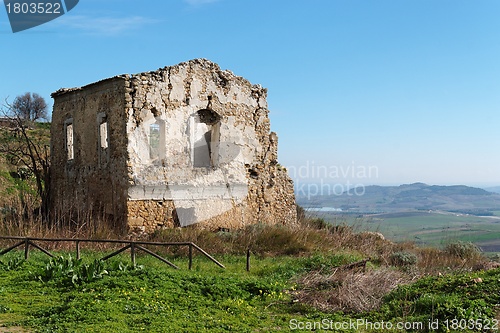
50 59 296 233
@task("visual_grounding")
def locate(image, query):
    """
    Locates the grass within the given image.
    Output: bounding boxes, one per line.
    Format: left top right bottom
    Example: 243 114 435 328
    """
0 205 497 332
0 248 498 333
0 250 355 332
0 217 497 332
377 270 500 331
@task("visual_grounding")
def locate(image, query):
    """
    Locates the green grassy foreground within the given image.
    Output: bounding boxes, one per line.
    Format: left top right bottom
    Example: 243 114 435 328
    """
0 248 499 333
0 251 352 333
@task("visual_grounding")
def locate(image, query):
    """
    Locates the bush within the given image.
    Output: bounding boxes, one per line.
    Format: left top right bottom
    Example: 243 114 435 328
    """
445 241 481 260
390 251 418 267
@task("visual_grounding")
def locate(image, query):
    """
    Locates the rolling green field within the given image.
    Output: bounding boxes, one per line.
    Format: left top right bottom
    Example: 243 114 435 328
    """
316 211 500 253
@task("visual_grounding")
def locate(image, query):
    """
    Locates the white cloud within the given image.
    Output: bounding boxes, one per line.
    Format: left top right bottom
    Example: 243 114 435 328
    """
54 15 159 35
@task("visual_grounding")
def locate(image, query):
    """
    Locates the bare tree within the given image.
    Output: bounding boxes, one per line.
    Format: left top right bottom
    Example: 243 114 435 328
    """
11 92 48 121
0 102 51 219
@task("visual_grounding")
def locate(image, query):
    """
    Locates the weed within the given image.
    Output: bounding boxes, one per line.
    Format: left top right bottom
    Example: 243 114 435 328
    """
109 260 144 272
36 255 108 286
0 304 11 313
378 269 500 332
0 257 24 271
0 212 496 332
79 259 109 282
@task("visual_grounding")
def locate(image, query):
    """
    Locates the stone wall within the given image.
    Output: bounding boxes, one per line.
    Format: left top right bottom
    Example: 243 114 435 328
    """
51 59 296 233
50 78 130 229
123 59 296 231
127 200 177 230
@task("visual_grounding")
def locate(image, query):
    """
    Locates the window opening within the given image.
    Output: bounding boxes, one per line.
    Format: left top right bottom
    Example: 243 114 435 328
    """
65 119 74 161
192 109 220 168
100 122 108 149
97 113 109 166
149 123 160 160
148 119 166 165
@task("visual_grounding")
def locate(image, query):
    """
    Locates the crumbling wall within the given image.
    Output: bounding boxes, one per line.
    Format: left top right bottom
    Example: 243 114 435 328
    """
50 78 130 228
50 59 296 233
124 59 296 231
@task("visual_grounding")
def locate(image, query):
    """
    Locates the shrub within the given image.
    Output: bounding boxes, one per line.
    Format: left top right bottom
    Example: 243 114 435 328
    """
296 204 306 223
444 241 481 260
328 223 354 235
390 251 418 267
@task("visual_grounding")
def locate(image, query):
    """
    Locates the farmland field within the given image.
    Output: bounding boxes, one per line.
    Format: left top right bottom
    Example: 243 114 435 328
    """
314 210 500 252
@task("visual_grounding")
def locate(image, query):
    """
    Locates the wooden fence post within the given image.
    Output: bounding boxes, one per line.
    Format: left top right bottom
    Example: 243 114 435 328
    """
76 241 80 260
188 243 193 270
130 242 136 267
24 238 29 260
246 248 251 272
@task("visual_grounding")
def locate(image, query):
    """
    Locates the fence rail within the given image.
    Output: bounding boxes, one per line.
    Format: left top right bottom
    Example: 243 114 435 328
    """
0 236 225 270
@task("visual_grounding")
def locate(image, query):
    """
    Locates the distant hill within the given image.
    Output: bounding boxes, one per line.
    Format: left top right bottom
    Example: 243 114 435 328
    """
485 186 500 194
297 182 500 215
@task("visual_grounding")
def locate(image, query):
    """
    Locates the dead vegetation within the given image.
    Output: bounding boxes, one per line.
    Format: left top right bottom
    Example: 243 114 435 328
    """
293 266 412 313
0 204 492 271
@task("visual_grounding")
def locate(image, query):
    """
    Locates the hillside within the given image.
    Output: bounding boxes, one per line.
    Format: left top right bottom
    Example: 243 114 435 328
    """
298 182 500 215
0 122 51 217
486 186 500 194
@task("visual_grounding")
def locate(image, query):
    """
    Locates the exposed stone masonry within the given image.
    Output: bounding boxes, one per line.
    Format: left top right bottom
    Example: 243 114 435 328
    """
50 59 296 233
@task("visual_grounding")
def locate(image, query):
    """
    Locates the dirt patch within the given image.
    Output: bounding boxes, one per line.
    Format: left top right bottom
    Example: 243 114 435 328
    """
0 326 30 333
0 320 30 333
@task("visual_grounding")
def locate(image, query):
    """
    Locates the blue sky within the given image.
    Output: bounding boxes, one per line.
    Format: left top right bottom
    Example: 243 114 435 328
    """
1 0 499 187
